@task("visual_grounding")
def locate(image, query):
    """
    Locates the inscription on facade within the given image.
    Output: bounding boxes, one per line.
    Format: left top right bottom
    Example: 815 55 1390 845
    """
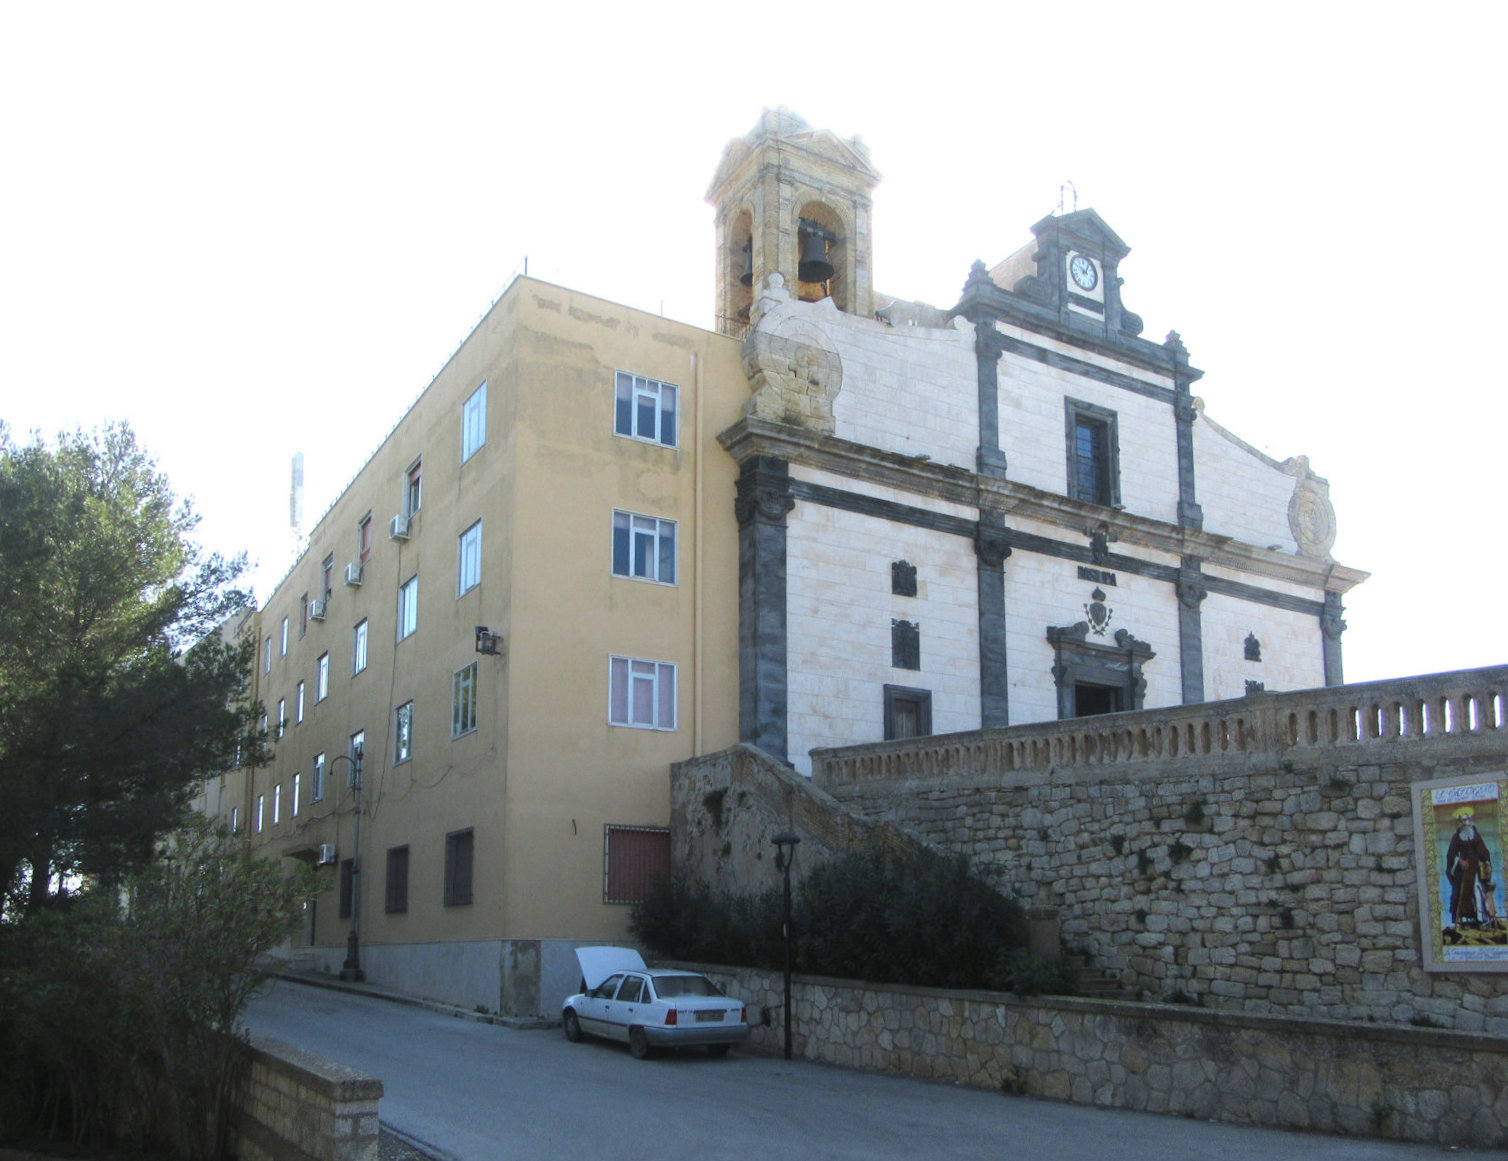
1077 566 1117 586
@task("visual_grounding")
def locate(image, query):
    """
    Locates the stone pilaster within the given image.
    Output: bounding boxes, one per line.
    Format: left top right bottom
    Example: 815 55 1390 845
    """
975 511 1012 728
1176 555 1207 705
971 291 1008 479
1167 331 1204 531
735 456 795 762
1322 591 1346 687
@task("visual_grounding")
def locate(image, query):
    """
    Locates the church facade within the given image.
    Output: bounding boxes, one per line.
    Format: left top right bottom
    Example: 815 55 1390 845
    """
203 109 1364 1014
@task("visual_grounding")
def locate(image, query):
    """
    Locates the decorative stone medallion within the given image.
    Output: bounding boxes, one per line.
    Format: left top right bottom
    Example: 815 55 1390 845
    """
1284 461 1338 560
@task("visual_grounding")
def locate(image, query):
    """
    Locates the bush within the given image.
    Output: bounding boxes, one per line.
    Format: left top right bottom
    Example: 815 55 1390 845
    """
0 818 316 1159
633 844 1069 995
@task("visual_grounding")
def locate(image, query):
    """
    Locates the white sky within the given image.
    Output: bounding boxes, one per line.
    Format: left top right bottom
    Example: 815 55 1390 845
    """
3 3 1504 686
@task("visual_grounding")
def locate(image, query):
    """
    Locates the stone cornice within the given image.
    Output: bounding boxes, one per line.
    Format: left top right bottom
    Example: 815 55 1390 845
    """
716 417 1367 596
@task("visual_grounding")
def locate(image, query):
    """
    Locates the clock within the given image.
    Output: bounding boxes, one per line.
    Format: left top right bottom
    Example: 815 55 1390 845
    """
1069 254 1098 291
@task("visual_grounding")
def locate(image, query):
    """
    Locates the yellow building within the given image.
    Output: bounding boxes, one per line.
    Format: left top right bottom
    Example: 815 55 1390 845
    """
206 109 1364 1016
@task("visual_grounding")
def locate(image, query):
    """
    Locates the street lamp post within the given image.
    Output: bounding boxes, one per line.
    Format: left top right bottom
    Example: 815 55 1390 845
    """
334 745 365 982
771 831 801 1060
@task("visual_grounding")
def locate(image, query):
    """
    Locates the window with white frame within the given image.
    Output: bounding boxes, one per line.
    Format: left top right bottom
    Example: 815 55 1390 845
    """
317 653 329 701
614 370 677 447
256 794 265 833
280 617 288 656
273 783 281 825
462 381 487 463
398 576 418 640
230 805 239 833
353 619 368 674
452 662 478 737
296 680 305 723
292 772 301 817
611 511 676 584
457 521 481 596
608 656 676 730
395 701 413 763
277 699 286 738
263 637 272 674
312 752 326 802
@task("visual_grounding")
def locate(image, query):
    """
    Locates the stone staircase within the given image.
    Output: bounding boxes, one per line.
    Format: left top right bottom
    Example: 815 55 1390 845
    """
1066 954 1134 1000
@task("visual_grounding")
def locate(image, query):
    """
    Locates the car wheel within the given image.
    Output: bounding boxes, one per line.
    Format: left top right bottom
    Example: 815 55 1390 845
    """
628 1027 650 1060
563 1010 582 1043
707 1043 730 1058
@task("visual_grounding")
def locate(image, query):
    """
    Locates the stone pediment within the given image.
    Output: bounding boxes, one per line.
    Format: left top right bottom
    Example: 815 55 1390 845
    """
1029 208 1130 262
706 107 880 201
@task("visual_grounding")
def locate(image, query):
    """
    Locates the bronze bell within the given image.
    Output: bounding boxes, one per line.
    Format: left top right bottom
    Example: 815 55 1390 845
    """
739 237 753 287
797 220 834 284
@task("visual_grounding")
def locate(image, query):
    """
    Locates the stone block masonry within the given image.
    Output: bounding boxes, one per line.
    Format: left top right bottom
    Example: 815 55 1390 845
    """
688 963 1508 1148
232 1033 382 1161
812 665 1508 1031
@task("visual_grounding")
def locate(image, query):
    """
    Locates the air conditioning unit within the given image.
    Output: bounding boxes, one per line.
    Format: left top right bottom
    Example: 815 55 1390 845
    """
317 843 336 866
389 514 410 541
308 598 327 621
345 563 363 586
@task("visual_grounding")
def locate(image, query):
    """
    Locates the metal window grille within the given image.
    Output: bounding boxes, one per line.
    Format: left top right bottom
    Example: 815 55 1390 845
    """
604 825 670 904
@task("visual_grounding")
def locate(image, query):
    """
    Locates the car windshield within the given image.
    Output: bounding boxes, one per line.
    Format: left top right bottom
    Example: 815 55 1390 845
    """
653 974 723 998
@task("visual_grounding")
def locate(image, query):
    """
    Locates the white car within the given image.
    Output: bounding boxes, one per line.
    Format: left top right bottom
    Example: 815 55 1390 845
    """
562 947 749 1059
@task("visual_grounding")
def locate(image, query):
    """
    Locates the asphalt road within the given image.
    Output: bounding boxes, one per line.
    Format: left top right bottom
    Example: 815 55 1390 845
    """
242 980 1475 1161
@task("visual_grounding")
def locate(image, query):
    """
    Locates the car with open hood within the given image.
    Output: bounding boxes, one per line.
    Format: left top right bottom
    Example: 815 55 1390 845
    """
562 946 749 1059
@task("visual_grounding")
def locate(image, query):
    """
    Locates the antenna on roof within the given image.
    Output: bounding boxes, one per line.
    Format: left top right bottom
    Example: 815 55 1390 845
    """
290 452 307 560
1056 180 1078 215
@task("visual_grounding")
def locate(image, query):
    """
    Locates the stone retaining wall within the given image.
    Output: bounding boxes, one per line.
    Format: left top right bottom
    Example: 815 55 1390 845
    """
691 963 1508 1149
232 1033 382 1161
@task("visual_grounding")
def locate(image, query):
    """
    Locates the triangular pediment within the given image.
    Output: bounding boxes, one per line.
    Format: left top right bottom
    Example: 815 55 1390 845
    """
707 107 880 201
1029 209 1130 262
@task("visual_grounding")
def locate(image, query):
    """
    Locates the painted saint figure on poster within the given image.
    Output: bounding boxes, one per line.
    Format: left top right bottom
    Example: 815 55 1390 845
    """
1445 808 1497 928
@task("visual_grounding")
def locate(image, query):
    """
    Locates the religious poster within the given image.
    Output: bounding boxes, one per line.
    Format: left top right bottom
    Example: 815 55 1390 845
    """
1413 774 1508 972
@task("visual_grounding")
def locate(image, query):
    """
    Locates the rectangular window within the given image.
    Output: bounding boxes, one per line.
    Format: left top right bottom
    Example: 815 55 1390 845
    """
292 772 301 817
277 698 286 738
322 555 335 598
296 680 305 723
339 858 354 919
891 619 920 670
398 576 418 640
613 370 677 447
611 511 676 584
444 829 474 907
280 617 289 656
452 662 478 737
273 783 281 825
316 653 329 701
457 521 482 596
386 845 410 914
406 460 422 517
359 514 373 566
256 794 265 834
263 637 272 674
394 701 413 763
353 619 368 674
603 825 670 905
300 593 308 637
608 656 676 730
884 684 933 741
230 805 239 833
462 381 487 463
312 752 326 802
1064 398 1120 508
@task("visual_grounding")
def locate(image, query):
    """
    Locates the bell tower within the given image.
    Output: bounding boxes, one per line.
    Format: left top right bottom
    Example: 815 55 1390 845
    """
706 108 881 335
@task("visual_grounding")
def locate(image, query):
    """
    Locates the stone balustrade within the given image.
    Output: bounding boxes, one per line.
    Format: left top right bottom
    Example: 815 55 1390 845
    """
813 666 1507 795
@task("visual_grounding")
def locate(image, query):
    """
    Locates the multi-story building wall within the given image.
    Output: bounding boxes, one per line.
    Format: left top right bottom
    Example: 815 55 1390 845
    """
202 109 1364 1015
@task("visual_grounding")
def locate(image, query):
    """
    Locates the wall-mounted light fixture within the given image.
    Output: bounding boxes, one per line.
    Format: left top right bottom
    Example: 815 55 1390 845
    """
475 626 502 656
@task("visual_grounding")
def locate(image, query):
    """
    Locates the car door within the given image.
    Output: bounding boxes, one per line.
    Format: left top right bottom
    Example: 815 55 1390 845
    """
602 974 647 1042
577 973 624 1037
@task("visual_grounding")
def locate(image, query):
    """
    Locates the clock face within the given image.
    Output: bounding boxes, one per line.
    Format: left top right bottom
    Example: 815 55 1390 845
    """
1069 254 1098 291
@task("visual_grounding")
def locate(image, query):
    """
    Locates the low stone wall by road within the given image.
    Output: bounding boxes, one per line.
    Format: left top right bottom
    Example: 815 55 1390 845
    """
691 962 1508 1149
232 1033 382 1161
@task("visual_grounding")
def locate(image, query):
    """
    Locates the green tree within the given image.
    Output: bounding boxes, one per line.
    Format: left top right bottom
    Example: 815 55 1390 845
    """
0 422 263 914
